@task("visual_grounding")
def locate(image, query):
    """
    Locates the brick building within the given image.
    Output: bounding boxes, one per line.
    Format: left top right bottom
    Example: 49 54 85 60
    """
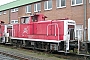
0 0 90 40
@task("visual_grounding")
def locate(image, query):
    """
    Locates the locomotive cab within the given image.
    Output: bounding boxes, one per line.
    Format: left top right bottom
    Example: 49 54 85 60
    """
0 21 5 43
31 14 38 22
0 21 13 44
20 13 47 24
30 13 47 22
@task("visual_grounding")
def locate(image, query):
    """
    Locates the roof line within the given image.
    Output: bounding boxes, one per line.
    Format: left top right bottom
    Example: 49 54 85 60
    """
0 0 17 7
0 0 41 11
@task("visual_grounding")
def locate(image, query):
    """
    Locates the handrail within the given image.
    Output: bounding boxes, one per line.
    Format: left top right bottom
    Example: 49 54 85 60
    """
47 23 59 40
57 24 59 41
13 29 15 37
12 28 15 37
11 29 13 37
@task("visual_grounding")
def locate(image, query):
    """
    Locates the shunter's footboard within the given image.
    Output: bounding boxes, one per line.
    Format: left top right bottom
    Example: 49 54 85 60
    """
87 42 90 54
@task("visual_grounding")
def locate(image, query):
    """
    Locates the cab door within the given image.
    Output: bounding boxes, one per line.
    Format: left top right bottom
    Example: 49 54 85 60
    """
69 28 75 40
68 25 75 40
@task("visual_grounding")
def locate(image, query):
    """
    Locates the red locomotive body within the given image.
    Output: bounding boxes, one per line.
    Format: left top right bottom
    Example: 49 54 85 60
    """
12 14 76 42
8 13 76 53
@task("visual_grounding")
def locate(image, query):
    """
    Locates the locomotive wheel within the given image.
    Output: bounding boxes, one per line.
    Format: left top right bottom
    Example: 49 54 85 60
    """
80 42 87 54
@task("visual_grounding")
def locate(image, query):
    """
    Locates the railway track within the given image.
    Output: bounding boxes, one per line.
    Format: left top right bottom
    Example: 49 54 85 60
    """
0 44 90 60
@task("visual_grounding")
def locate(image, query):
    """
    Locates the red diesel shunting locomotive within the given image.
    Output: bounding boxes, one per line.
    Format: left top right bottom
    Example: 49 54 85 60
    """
0 13 90 55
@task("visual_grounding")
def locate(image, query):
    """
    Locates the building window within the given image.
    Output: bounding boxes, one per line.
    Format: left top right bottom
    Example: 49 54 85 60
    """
11 8 18 12
15 8 18 12
71 0 83 6
56 0 66 8
3 11 6 14
11 9 16 12
11 20 18 24
26 5 31 13
76 25 83 40
11 21 14 24
34 3 41 12
44 0 52 10
0 12 2 15
15 20 18 23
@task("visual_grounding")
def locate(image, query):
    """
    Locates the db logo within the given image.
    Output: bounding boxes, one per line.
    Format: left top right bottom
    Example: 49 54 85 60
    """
22 26 28 36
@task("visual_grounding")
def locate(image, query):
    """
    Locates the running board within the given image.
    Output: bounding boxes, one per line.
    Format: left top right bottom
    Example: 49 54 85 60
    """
58 51 70 53
5 43 12 45
77 54 90 57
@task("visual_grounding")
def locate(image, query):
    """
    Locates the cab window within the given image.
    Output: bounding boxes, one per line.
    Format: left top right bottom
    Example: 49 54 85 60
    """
20 17 29 24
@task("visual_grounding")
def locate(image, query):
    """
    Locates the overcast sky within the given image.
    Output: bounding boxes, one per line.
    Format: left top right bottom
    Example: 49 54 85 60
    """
0 0 16 6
